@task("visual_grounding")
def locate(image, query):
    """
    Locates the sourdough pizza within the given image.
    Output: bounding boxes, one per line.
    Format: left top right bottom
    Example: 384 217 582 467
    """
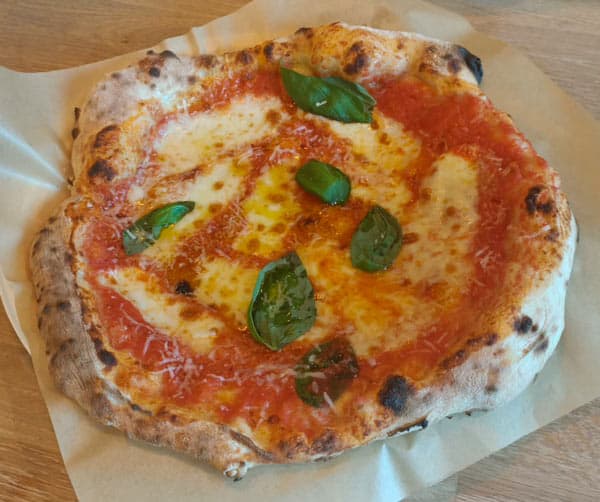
31 23 576 479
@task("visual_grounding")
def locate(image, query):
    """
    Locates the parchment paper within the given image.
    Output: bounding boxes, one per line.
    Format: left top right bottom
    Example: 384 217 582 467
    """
1 0 599 500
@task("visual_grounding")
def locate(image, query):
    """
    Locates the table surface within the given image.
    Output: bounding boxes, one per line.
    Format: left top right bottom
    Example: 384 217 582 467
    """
1 1 599 500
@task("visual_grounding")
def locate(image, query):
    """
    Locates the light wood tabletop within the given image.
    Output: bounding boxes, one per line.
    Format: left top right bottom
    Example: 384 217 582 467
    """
1 1 598 500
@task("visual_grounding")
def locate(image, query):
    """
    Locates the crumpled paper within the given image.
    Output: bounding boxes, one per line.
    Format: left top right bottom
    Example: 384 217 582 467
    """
1 0 599 500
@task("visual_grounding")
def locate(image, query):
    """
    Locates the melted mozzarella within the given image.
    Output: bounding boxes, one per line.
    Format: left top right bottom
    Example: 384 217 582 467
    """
193 257 259 327
154 96 287 175
101 268 222 354
326 112 418 208
142 160 244 261
234 162 302 257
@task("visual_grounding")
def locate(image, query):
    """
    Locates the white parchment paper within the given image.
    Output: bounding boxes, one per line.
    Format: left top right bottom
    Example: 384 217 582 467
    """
1 0 599 500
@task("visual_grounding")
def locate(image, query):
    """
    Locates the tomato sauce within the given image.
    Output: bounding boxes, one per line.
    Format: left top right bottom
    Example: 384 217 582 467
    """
81 69 546 438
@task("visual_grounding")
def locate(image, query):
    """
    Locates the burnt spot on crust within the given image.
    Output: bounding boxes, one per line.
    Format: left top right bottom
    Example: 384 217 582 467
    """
441 349 467 369
295 27 314 38
485 384 498 393
159 50 178 60
93 124 118 148
236 50 254 65
534 334 549 354
57 301 70 312
74 107 81 120
466 332 498 348
175 280 194 296
146 49 155 55
187 75 196 85
378 375 413 414
278 435 309 459
311 430 338 455
71 127 80 139
386 416 428 437
130 402 152 415
525 186 555 214
447 57 462 75
149 66 161 78
88 160 115 181
457 46 483 85
195 54 217 68
344 41 369 75
111 72 121 79
97 349 117 368
514 315 533 334
49 338 75 366
263 42 275 61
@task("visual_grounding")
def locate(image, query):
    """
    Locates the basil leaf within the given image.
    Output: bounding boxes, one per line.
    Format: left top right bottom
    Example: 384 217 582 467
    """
295 160 351 205
280 66 376 123
248 252 316 351
295 338 359 408
123 201 195 255
350 205 402 272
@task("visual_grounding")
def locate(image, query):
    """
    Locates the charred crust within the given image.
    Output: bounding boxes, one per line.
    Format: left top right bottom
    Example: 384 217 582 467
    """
236 50 253 65
229 430 276 461
447 57 462 74
386 416 428 437
278 435 309 459
97 349 117 368
263 42 275 61
195 54 217 68
42 304 51 315
111 72 121 79
457 46 483 85
93 124 118 148
514 315 533 334
74 107 80 120
485 384 498 393
71 127 80 139
441 349 467 369
378 375 413 414
534 334 549 354
311 430 338 454
57 301 70 311
148 66 161 78
466 332 498 348
159 49 178 59
344 42 368 75
295 27 314 38
129 402 152 416
187 75 196 85
146 49 155 55
175 280 194 296
525 185 555 214
88 159 115 181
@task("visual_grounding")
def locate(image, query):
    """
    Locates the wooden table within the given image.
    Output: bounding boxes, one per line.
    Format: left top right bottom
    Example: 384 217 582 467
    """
1 1 598 500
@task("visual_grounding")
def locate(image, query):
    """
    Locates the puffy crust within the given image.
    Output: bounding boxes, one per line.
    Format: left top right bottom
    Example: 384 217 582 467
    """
31 23 576 477
71 23 479 188
30 202 266 479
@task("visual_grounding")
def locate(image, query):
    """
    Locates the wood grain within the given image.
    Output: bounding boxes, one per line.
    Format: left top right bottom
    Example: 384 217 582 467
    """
0 1 598 500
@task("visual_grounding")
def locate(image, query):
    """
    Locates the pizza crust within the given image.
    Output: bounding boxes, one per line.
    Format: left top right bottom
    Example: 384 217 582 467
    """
31 23 576 478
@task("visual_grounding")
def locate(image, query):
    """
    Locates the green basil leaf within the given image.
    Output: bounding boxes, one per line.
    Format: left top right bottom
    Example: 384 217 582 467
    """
295 338 359 408
295 159 351 205
123 201 195 255
280 66 376 123
247 252 316 351
350 205 402 272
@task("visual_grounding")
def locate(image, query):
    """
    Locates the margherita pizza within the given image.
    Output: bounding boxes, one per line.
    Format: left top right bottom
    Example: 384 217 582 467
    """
30 23 576 479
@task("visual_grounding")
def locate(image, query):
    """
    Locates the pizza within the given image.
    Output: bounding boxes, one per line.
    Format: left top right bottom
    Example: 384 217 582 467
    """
30 23 576 479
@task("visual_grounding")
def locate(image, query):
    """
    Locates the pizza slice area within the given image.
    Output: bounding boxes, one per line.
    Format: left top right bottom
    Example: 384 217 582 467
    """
69 62 570 455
